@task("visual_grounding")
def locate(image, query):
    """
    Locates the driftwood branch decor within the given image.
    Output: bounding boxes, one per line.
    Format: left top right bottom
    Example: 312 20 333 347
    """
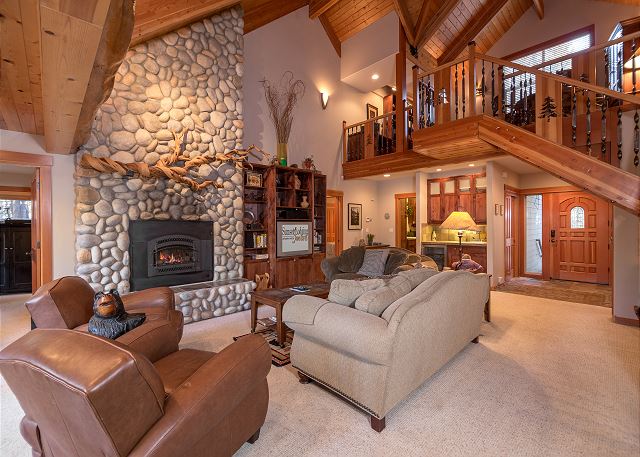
80 129 268 191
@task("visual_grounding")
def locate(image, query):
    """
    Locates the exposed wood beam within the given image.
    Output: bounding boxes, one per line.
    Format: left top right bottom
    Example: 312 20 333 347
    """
438 0 509 64
243 0 309 34
131 0 239 46
407 44 437 72
319 14 341 57
416 0 460 50
393 0 416 45
309 0 340 20
532 0 544 19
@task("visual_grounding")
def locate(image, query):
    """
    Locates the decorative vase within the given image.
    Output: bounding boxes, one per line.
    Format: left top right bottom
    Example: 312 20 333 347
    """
277 143 288 166
300 195 309 208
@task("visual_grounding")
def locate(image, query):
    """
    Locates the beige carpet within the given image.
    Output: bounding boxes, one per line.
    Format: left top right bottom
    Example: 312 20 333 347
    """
496 277 613 308
1 291 639 457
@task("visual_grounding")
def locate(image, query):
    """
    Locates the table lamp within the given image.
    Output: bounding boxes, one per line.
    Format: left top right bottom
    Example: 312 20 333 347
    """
440 211 479 262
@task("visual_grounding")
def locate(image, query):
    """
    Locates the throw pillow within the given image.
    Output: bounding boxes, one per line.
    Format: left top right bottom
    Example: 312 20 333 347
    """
328 278 385 306
337 246 366 273
357 249 390 277
398 268 439 289
384 250 409 275
355 275 412 316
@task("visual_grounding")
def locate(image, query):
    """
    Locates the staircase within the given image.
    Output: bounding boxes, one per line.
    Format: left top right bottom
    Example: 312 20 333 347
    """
343 34 640 216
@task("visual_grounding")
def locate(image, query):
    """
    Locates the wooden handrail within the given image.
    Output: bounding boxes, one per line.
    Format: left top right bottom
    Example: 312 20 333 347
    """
416 55 468 80
343 111 396 130
477 53 640 106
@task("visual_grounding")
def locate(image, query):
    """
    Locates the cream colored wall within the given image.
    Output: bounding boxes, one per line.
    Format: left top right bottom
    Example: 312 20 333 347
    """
0 130 76 279
373 175 416 246
243 6 383 249
518 173 570 189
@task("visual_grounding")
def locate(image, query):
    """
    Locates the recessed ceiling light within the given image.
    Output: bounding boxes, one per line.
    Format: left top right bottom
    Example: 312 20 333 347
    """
383 173 391 177
391 86 396 91
371 73 380 80
436 168 442 172
468 163 475 167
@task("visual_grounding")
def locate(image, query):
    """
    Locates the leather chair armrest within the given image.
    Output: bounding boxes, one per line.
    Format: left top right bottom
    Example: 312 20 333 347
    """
122 287 174 313
320 256 341 282
129 335 271 457
116 319 179 363
20 416 43 457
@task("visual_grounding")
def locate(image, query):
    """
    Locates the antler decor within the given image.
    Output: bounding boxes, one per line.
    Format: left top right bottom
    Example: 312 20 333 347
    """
80 129 268 191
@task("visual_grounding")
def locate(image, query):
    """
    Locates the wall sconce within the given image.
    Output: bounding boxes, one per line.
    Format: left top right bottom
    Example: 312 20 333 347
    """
437 88 448 105
320 92 329 109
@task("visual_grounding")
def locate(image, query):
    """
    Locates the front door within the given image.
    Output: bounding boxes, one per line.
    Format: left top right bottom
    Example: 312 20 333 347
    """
550 192 609 284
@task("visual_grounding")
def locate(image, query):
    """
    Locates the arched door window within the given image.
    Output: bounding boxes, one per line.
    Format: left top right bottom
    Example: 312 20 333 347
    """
570 206 585 229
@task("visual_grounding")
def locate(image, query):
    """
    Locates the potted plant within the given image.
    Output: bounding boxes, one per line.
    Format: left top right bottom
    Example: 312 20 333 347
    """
366 233 375 246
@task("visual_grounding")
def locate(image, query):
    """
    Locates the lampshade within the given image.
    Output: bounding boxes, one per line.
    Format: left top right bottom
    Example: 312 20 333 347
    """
624 53 640 70
440 211 479 232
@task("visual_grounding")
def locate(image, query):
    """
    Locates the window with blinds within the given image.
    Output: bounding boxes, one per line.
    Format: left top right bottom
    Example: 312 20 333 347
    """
607 24 623 92
504 32 593 109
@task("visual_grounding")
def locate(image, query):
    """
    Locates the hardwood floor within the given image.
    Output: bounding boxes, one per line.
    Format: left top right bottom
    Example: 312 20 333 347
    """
496 277 612 308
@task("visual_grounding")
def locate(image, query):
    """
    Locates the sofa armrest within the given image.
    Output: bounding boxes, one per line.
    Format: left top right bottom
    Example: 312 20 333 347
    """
129 335 271 457
282 295 330 325
122 287 174 313
320 257 341 282
284 302 394 365
116 319 179 363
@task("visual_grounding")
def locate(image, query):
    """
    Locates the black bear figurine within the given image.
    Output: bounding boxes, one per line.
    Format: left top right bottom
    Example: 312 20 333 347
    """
88 290 146 339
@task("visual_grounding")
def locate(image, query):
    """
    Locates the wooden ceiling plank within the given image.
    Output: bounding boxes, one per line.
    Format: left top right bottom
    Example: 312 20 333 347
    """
243 0 308 34
309 0 340 19
438 0 509 64
532 0 544 19
393 0 416 45
21 0 45 135
416 0 460 50
319 13 341 56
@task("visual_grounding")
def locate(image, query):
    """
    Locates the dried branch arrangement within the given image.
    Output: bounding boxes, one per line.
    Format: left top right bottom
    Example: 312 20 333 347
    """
261 71 305 143
80 129 268 191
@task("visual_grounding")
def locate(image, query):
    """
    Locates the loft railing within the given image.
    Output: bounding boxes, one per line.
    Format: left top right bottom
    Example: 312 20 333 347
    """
343 32 640 170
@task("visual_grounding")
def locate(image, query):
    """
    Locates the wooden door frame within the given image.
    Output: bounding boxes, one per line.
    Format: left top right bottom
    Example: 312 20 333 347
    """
327 190 343 256
395 193 416 248
504 187 520 280
0 150 53 290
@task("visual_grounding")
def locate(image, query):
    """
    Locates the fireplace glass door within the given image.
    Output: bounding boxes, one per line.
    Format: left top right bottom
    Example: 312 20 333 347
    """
150 236 200 276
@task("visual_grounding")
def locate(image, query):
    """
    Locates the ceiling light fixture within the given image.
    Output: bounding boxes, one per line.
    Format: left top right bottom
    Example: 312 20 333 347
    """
371 73 380 80
436 168 442 172
391 86 397 91
383 173 391 177
468 163 475 167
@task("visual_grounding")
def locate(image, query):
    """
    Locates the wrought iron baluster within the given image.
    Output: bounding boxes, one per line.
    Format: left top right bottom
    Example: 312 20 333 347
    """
491 63 497 116
633 39 637 95
462 63 466 118
617 45 623 92
501 65 506 116
571 87 577 147
604 47 610 90
586 93 592 154
481 60 486 113
601 95 607 157
617 106 622 161
510 74 515 123
635 110 639 167
455 64 459 120
523 75 528 125
427 78 432 127
529 73 534 124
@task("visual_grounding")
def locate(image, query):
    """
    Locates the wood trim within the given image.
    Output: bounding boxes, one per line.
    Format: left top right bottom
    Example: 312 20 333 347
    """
0 186 31 199
327 189 343 255
415 0 460 50
395 193 416 248
501 25 595 61
507 185 581 195
0 150 53 166
532 0 544 19
613 315 640 327
393 0 416 45
309 0 340 19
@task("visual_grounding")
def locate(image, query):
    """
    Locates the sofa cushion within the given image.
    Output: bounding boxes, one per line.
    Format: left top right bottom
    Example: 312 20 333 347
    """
384 250 409 275
328 278 385 306
337 246 366 273
397 268 440 289
332 272 367 281
355 275 412 316
357 249 389 277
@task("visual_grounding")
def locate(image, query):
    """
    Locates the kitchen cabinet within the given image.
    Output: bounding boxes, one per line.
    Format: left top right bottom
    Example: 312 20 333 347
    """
428 181 443 223
427 173 487 224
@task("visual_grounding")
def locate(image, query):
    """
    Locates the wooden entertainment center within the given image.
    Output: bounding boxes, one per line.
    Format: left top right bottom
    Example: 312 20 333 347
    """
242 164 327 288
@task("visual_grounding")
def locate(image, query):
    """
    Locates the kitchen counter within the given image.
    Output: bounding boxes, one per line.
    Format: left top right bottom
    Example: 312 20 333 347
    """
421 240 487 247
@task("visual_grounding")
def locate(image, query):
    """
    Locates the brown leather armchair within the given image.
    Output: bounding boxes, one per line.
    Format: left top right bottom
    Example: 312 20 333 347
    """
0 329 271 457
25 276 184 362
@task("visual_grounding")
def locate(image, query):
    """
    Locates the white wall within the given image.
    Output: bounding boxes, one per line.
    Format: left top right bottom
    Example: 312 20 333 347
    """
0 130 76 278
489 0 640 58
243 6 384 249
519 173 569 189
374 176 416 246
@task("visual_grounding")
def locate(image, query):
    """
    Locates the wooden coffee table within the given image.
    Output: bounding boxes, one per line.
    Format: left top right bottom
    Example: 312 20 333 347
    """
251 283 330 347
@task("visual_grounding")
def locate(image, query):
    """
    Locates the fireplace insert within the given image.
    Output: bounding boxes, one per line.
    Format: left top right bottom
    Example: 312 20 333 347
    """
129 220 213 291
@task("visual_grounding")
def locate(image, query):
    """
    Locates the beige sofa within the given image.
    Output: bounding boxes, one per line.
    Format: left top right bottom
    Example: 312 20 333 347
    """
282 270 490 432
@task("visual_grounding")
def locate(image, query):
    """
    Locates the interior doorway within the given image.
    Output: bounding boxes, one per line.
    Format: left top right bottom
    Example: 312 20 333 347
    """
326 190 343 258
0 151 53 293
504 188 519 280
395 193 416 251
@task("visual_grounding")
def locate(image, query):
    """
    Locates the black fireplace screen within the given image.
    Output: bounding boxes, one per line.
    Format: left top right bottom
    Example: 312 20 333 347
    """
129 221 213 291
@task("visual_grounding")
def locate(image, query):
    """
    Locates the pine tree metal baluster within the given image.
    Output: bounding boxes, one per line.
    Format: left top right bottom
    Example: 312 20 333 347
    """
571 87 577 147
481 60 486 113
455 64 459 120
635 111 639 166
462 63 466 118
586 93 592 154
491 63 497 116
601 96 607 158
617 106 622 161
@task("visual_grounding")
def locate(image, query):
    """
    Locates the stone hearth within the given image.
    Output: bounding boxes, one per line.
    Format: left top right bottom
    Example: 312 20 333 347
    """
74 7 246 322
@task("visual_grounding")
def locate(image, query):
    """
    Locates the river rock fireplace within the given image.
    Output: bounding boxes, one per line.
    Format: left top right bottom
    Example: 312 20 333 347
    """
129 220 213 291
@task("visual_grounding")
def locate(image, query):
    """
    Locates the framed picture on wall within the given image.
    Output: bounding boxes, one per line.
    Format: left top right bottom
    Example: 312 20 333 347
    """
366 103 378 120
348 203 362 230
